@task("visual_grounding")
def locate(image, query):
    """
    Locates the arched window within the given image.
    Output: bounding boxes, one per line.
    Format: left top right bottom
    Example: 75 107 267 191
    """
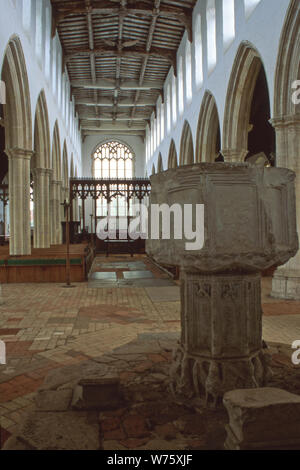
207 0 217 73
195 14 203 88
160 102 165 140
35 0 43 62
52 38 57 95
166 84 171 134
172 72 177 126
45 6 51 78
93 141 134 179
185 41 193 102
93 141 134 217
22 0 32 31
223 0 235 49
178 56 184 115
157 103 161 146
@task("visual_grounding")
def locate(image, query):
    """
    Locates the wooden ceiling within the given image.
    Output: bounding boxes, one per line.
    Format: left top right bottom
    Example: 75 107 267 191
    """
50 0 197 139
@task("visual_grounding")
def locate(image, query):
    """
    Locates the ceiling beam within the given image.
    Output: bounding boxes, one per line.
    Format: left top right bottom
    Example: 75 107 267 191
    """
76 98 156 107
81 122 146 131
82 129 146 137
80 115 150 121
71 79 163 90
52 2 193 41
65 45 176 68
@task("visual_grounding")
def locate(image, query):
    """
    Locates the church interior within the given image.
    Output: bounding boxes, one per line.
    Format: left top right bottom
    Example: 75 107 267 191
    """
0 0 300 452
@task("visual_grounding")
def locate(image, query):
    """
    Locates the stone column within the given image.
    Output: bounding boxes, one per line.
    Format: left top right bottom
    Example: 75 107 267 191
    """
271 116 300 299
32 168 52 248
5 148 33 256
171 271 271 407
221 149 248 163
50 180 62 245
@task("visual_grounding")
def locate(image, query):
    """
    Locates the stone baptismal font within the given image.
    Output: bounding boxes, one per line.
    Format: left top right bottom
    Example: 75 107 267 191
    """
146 163 298 407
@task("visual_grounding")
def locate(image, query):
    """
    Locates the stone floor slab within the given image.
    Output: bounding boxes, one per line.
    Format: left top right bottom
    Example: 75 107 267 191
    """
145 286 180 303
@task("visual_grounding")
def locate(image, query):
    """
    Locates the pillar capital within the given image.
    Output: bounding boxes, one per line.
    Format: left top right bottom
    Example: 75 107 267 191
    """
51 179 62 187
270 115 300 130
221 148 248 163
32 168 53 177
5 148 34 161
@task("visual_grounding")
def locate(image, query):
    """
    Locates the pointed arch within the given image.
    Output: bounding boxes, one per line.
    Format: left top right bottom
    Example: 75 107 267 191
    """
52 121 61 181
157 153 163 173
222 42 264 161
62 140 69 188
180 120 194 165
196 91 221 162
33 90 50 169
168 140 178 169
1 36 32 149
274 0 300 117
70 154 74 177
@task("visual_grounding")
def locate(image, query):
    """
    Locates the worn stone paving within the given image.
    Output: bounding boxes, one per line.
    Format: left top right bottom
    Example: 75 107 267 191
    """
0 256 300 449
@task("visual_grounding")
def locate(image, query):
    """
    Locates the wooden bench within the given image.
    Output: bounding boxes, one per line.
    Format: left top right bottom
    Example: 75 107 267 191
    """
0 243 94 283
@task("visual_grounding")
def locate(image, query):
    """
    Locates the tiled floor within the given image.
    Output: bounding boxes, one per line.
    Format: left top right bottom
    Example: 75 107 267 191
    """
0 255 300 447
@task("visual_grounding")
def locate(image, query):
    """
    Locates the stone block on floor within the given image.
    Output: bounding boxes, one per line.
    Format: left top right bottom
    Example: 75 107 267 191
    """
223 387 300 450
72 375 123 411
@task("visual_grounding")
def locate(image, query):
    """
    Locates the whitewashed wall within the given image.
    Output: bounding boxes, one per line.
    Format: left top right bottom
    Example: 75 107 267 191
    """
0 0 82 175
146 0 291 175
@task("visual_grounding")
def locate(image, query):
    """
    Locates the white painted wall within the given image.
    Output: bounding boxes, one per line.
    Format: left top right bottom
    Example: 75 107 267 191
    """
0 0 82 176
146 0 291 175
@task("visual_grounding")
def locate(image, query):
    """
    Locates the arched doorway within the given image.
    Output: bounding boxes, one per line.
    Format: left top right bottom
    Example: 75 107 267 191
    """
1 37 33 255
179 121 194 165
196 91 221 162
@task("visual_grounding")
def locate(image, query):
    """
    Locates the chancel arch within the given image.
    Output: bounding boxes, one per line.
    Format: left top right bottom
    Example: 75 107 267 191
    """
168 139 178 169
1 36 33 255
196 91 221 162
179 120 194 166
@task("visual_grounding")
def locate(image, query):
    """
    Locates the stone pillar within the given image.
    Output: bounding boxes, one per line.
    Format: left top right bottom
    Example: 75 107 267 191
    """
271 116 300 299
5 148 33 256
32 168 52 248
50 180 62 245
170 272 271 407
221 149 248 163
